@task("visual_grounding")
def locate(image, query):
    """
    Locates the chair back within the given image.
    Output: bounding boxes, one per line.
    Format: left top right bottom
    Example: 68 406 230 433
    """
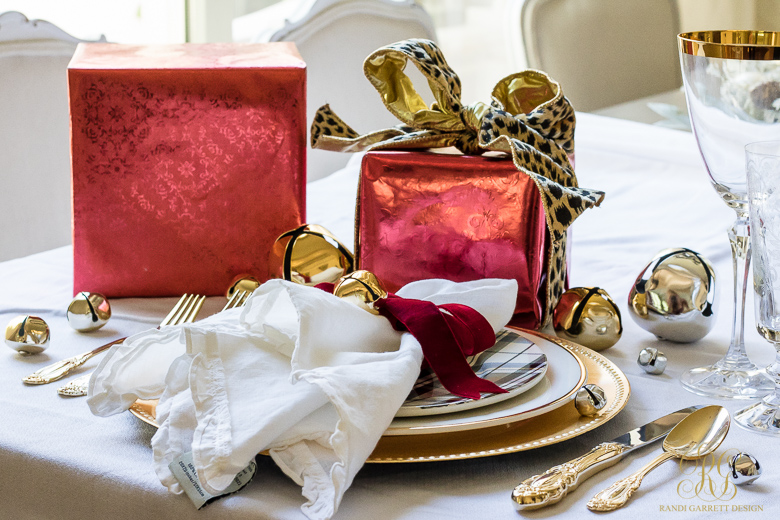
0 11 105 261
234 0 436 181
507 0 681 112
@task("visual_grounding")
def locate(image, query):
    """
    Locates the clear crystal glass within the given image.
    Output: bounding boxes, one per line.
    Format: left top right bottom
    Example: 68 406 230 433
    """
736 141 780 433
678 31 780 399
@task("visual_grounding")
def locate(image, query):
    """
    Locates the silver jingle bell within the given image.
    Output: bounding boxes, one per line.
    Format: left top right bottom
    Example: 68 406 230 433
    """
628 248 717 343
729 452 761 486
574 384 607 416
5 315 50 354
67 292 111 332
637 347 667 375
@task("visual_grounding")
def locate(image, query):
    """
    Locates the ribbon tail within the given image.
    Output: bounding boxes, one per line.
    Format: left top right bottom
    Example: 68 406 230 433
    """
483 132 605 242
310 104 404 152
376 297 506 400
311 105 466 153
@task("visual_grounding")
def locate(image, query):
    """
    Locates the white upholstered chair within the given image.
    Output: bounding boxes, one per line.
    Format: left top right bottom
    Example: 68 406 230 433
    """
0 12 105 262
233 0 437 182
505 0 681 113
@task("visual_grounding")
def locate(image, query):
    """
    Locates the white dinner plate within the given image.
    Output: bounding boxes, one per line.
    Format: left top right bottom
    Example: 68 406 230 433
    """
384 330 587 436
395 329 548 417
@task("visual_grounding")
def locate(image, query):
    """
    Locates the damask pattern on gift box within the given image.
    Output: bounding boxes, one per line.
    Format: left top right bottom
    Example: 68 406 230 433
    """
77 79 292 234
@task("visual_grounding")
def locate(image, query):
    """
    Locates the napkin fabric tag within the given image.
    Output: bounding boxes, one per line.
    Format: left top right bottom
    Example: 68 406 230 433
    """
169 452 256 509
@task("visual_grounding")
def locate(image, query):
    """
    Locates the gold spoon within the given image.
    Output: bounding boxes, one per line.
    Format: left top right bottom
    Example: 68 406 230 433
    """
587 405 730 511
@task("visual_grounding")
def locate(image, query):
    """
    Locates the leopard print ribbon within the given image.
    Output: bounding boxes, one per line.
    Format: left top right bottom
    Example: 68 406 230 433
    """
311 39 605 324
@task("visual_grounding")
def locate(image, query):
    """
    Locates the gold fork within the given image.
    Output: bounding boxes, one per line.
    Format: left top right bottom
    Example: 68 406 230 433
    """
55 294 206 397
57 291 250 397
222 289 250 311
25 294 206 387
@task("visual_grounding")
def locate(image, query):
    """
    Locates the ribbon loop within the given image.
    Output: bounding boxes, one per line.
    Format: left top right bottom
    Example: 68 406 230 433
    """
363 41 464 132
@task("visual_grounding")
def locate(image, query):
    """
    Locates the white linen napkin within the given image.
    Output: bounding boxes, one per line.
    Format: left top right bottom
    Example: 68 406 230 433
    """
88 277 517 519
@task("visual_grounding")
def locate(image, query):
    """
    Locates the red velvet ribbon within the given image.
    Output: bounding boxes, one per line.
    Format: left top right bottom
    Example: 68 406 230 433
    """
316 283 506 400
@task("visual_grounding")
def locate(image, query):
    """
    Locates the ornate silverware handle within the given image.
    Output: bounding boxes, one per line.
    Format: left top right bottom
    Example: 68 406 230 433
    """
22 337 125 385
587 451 675 511
511 441 628 510
57 372 91 397
24 294 205 386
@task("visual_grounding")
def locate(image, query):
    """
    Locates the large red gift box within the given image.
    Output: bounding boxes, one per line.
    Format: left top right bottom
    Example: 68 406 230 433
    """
356 150 553 329
69 43 306 297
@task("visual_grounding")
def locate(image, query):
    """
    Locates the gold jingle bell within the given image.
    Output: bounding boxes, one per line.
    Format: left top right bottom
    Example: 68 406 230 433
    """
67 292 111 332
333 270 388 314
225 274 260 299
274 224 354 286
5 315 50 354
553 287 622 351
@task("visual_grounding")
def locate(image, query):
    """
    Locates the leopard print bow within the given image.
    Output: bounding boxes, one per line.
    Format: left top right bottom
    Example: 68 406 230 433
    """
311 39 606 323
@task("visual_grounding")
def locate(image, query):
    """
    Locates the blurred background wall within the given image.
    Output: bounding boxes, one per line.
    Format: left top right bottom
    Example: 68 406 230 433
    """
1 0 776 107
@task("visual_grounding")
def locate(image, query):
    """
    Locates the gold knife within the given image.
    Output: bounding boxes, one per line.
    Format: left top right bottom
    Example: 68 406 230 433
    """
511 405 704 510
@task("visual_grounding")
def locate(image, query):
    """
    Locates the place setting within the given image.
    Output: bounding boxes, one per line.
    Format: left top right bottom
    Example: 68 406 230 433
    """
3 28 780 520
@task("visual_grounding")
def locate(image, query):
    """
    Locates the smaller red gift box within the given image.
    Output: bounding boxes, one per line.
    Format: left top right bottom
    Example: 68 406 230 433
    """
356 149 554 329
69 43 306 297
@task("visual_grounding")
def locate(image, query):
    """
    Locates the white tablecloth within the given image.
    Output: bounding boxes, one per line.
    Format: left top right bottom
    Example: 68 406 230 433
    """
1 113 776 519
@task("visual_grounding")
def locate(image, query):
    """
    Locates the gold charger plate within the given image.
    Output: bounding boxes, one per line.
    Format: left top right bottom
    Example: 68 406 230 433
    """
129 331 629 463
370 331 629 461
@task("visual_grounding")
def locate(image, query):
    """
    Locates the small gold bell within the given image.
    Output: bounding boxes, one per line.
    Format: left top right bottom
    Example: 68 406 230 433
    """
553 287 622 351
67 292 111 332
5 315 50 354
333 270 388 314
225 275 260 299
273 224 354 286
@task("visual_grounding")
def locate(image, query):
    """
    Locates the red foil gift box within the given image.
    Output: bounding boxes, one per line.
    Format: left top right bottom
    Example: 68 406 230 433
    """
69 43 306 297
356 150 553 329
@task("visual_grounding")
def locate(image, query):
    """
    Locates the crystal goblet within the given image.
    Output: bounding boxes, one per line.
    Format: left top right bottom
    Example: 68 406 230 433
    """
678 31 780 398
735 141 780 434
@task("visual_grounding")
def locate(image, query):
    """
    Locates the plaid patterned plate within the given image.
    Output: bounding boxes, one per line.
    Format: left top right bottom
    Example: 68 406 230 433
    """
396 329 548 417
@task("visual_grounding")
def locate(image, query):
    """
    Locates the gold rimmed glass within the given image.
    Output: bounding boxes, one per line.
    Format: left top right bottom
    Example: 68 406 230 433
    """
678 31 780 399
